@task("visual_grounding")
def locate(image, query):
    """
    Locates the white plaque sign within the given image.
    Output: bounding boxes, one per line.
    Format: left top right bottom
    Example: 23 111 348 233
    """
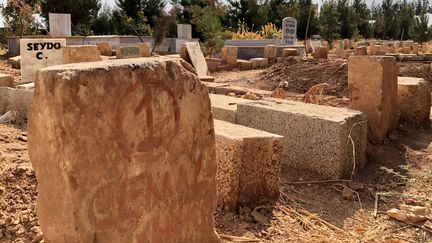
20 39 66 82
282 17 297 46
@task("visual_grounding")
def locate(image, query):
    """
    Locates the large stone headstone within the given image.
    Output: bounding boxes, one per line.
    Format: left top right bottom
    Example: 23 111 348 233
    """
282 17 297 46
49 13 72 37
28 57 220 242
20 38 66 82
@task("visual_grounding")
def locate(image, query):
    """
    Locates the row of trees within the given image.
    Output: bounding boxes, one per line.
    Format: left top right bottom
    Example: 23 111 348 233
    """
2 0 432 43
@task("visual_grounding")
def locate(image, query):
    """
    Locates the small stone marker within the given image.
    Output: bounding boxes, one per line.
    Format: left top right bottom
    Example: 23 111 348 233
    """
28 57 220 242
412 43 419 55
49 13 71 36
282 17 297 46
185 42 208 77
0 74 14 88
8 56 21 69
16 82 34 91
250 58 268 69
314 46 328 59
402 46 411 54
264 45 277 59
236 60 253 70
137 43 152 57
354 46 367 56
397 77 431 127
422 42 428 53
221 46 238 66
348 56 399 143
63 45 101 64
283 48 298 57
116 46 140 59
96 42 112 56
20 38 66 83
177 24 192 39
214 119 283 211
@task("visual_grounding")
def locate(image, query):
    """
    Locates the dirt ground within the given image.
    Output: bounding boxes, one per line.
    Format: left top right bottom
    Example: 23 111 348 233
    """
1 56 432 242
213 57 432 101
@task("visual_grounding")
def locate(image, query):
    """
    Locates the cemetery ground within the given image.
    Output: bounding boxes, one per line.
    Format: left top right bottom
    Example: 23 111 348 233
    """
1 53 432 242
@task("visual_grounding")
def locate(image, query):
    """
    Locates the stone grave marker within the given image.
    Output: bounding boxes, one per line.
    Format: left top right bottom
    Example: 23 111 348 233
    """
49 13 71 37
185 42 208 77
177 24 192 39
282 17 297 46
20 38 66 83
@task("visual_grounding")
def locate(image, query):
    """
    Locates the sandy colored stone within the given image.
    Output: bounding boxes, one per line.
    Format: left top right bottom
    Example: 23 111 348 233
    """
206 59 219 72
28 57 220 243
180 44 191 64
388 45 396 53
221 46 238 66
236 60 252 70
348 56 399 144
412 43 419 55
96 42 112 56
283 48 298 57
0 87 33 119
314 46 329 59
237 99 367 179
354 46 367 56
16 82 34 91
8 56 21 69
209 94 249 123
422 42 428 53
402 46 411 54
116 46 141 59
63 45 102 64
397 77 431 127
0 73 14 88
248 57 269 69
214 119 283 211
264 45 277 58
138 43 152 57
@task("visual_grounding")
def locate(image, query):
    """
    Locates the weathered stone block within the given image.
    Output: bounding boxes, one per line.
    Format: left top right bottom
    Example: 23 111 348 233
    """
412 43 419 55
16 82 34 91
28 57 220 243
116 46 141 59
221 46 238 66
402 46 411 54
398 77 431 127
283 48 298 57
354 46 367 56
0 87 33 119
348 56 399 143
422 42 428 53
0 73 14 87
96 42 112 56
264 45 277 58
314 46 329 59
63 45 102 64
214 119 283 211
8 56 21 69
210 94 249 123
236 60 252 70
237 99 367 179
138 43 152 57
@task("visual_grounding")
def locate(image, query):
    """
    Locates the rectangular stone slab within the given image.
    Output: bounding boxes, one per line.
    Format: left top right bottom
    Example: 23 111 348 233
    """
20 38 66 82
397 77 431 127
209 94 249 123
237 99 367 179
63 45 102 64
185 42 208 77
28 57 220 243
348 56 399 144
214 119 283 211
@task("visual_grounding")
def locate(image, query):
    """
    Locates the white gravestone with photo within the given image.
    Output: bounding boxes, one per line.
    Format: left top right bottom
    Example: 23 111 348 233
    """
282 17 297 46
20 39 66 82
49 13 72 37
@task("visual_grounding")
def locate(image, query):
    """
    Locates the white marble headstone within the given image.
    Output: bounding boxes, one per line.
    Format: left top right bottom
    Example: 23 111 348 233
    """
282 17 297 46
49 13 72 37
20 39 66 82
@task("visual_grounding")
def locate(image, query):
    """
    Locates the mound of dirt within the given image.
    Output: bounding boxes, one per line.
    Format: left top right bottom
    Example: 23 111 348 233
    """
258 57 349 98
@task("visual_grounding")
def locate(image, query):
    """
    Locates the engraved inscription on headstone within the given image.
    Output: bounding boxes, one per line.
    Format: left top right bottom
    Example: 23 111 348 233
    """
282 17 297 46
20 39 66 82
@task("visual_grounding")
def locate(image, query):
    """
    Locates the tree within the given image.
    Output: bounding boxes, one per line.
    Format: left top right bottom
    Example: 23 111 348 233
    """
352 0 372 38
413 0 431 42
191 4 225 57
399 0 415 40
319 1 340 45
41 0 101 35
92 4 115 35
228 0 268 31
297 0 319 39
151 11 176 53
1 0 40 38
